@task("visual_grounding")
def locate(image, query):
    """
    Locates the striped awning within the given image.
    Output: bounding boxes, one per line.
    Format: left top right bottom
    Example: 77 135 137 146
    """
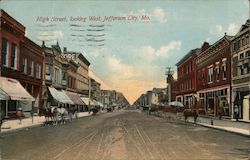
65 90 85 105
48 87 74 104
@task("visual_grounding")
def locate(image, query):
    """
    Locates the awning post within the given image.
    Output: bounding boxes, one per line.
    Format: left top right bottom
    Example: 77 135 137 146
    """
6 100 8 118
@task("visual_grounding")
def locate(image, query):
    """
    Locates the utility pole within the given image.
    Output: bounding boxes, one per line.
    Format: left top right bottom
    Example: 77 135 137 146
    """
88 77 91 112
165 67 174 105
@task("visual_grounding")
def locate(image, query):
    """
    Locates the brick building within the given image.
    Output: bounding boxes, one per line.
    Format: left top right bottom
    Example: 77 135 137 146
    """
176 48 201 110
196 35 232 117
0 9 43 116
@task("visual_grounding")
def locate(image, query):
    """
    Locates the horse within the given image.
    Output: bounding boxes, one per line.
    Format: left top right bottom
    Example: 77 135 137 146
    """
56 107 70 124
66 106 78 120
90 107 99 116
183 109 198 124
39 107 58 125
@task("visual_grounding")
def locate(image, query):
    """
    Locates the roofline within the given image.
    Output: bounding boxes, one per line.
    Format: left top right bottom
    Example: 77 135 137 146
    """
175 48 200 66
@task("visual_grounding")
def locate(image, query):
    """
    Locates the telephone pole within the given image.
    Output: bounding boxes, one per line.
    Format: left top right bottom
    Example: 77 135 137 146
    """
165 67 174 105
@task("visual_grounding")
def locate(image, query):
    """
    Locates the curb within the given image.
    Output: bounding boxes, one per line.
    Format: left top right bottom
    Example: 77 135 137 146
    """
143 110 250 138
193 122 250 138
0 112 95 135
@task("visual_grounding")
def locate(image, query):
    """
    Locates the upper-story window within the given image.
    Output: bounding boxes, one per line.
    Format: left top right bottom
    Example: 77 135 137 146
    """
23 57 27 75
246 51 250 58
11 43 17 69
30 61 34 77
208 66 213 84
2 38 9 67
246 36 249 45
222 59 227 80
242 38 245 47
36 64 41 79
239 53 244 60
215 64 220 81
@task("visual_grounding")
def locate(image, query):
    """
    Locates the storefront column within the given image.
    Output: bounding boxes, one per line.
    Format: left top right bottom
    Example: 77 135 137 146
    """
5 101 8 118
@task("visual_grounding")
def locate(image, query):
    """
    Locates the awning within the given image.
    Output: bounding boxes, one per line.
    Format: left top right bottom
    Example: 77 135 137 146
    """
0 76 35 101
80 97 96 106
48 87 74 104
81 97 90 105
65 90 85 105
92 100 99 106
97 101 103 107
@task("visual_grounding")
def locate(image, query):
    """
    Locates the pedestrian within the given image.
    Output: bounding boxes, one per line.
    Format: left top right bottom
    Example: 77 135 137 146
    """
234 105 239 122
17 107 23 124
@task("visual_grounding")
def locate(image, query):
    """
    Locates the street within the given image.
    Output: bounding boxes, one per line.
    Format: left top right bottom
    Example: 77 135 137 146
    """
1 109 250 160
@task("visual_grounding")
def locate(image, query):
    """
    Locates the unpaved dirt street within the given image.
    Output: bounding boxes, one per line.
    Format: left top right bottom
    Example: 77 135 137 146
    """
1 110 250 160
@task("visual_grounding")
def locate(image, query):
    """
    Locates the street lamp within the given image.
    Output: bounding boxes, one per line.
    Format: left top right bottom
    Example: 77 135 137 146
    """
165 67 174 105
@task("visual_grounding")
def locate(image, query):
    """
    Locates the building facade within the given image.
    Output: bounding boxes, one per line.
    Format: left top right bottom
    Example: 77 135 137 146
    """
231 19 250 121
91 78 101 102
63 48 90 95
196 35 232 117
176 48 200 110
0 10 43 115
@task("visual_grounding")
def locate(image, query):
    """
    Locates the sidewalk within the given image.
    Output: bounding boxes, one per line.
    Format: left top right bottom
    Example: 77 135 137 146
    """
149 111 250 137
0 111 93 133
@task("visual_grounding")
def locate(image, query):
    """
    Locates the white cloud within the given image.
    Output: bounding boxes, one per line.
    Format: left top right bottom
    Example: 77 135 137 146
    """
153 7 167 23
107 56 134 79
142 40 181 58
227 23 239 35
210 23 239 36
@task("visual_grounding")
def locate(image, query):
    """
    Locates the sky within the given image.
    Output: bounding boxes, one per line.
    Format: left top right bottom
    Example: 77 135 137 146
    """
0 0 249 104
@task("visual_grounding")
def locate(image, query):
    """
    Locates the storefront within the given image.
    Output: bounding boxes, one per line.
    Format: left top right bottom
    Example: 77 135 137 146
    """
232 87 250 120
65 90 85 111
0 76 35 118
198 85 230 117
47 87 74 107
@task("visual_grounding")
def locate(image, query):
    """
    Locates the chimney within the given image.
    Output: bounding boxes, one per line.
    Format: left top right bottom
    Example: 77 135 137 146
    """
42 40 45 47
63 47 67 52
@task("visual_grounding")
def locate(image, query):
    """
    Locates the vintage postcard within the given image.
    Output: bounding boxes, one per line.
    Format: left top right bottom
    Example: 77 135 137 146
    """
0 0 249 160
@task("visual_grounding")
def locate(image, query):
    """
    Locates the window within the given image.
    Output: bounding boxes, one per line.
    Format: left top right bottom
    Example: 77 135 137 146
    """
55 68 61 84
246 36 249 45
246 51 250 58
208 67 213 83
239 53 244 60
233 42 236 52
23 58 27 74
36 64 41 79
242 38 245 47
222 63 227 79
30 61 34 77
46 65 51 75
11 43 17 69
2 38 9 67
215 65 220 81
